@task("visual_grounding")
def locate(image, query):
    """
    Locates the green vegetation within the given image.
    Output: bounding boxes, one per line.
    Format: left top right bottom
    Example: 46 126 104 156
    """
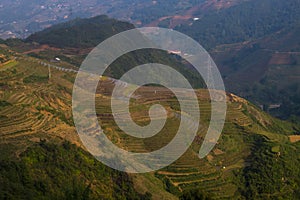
23 75 49 84
26 15 134 48
4 38 24 47
20 9 300 120
36 105 73 126
240 136 300 199
0 47 14 65
105 49 205 88
179 189 212 200
0 140 150 200
0 100 11 107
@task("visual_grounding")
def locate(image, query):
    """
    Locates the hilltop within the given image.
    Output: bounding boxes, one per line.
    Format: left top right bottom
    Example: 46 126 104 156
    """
25 15 135 48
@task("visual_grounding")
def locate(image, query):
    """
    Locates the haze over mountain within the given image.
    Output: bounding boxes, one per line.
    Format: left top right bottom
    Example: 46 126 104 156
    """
0 0 249 39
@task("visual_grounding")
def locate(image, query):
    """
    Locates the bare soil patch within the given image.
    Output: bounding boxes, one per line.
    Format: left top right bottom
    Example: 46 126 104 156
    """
289 135 300 143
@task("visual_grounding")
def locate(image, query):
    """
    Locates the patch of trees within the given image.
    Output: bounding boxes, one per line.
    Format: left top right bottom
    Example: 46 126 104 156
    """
240 135 300 199
23 75 49 84
0 140 151 200
180 189 212 200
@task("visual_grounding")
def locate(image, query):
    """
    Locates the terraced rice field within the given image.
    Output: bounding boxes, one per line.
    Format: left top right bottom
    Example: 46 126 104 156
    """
93 78 261 198
1 52 294 199
0 55 78 147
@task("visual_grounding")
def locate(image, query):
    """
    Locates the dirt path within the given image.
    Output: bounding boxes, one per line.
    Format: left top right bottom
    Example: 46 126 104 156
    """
22 44 61 54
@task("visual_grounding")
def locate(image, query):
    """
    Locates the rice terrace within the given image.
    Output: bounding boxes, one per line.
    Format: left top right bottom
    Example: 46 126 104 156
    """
1 43 300 199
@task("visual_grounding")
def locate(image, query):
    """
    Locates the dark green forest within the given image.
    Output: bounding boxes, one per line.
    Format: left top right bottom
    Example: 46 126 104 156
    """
0 140 151 200
26 15 135 48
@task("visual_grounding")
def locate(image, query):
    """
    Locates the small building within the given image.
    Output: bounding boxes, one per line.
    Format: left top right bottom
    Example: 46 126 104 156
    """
168 50 181 55
269 104 281 109
50 57 61 63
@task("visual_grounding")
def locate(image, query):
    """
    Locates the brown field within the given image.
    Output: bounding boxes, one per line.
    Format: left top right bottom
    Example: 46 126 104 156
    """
289 135 300 143
269 53 293 65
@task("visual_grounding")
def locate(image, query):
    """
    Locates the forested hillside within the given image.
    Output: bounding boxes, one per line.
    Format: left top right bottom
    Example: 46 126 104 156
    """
176 0 300 49
26 15 135 48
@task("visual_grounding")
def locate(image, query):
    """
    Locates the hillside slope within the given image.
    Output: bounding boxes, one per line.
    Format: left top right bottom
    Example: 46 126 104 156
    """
1 45 300 199
0 48 175 200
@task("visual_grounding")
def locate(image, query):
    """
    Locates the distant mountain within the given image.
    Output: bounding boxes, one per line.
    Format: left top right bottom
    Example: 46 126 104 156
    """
176 0 300 49
26 15 134 48
172 0 300 120
0 0 104 39
0 0 249 39
212 24 300 119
